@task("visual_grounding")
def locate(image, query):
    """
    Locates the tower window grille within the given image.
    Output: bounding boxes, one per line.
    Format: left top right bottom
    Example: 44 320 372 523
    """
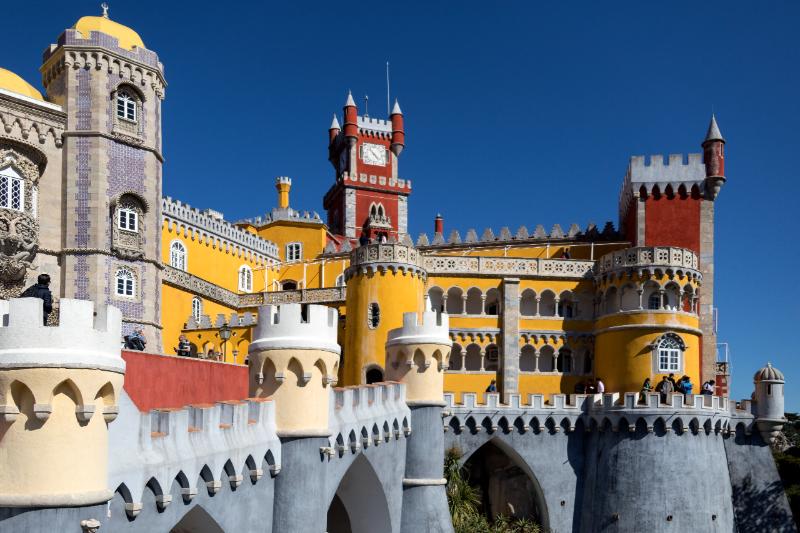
657 335 682 372
367 302 380 329
647 293 661 310
0 169 24 211
116 90 137 122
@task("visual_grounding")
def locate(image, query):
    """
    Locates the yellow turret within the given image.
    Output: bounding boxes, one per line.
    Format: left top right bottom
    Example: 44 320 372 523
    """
275 176 292 209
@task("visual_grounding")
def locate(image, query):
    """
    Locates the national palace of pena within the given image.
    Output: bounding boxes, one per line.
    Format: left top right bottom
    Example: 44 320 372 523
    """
0 7 793 533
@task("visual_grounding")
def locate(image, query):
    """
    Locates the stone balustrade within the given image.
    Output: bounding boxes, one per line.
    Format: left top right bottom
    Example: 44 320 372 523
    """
424 255 595 279
596 246 699 277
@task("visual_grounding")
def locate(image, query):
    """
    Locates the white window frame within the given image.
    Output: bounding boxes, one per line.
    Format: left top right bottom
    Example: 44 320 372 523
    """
335 274 346 288
238 265 253 293
170 240 187 271
191 296 203 322
116 90 137 122
0 167 24 212
285 242 302 263
115 268 136 298
118 207 138 233
655 334 683 373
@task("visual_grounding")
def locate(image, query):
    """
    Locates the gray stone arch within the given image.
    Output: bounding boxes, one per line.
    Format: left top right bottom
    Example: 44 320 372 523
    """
457 437 549 530
326 454 392 533
170 505 225 533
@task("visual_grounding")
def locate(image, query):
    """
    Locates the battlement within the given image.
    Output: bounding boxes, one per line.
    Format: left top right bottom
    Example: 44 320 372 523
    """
275 176 292 186
340 171 412 190
241 207 324 227
619 153 707 215
443 391 757 435
249 304 340 354
596 246 700 280
0 298 124 373
386 311 452 347
416 221 621 248
357 115 392 134
327 382 411 455
346 243 425 281
109 392 280 516
162 196 279 259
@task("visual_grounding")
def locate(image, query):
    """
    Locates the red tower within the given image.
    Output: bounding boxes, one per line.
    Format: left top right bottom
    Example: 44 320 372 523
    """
323 94 409 242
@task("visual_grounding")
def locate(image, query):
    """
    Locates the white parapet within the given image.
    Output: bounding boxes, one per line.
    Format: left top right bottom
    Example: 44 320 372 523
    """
386 310 452 348
0 298 124 373
249 304 340 354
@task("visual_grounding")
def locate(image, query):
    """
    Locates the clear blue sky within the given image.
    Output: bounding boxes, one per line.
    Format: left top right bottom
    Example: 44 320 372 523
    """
5 1 799 409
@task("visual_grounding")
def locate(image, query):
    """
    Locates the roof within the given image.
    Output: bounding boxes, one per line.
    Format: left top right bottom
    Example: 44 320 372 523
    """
0 68 43 101
73 15 145 51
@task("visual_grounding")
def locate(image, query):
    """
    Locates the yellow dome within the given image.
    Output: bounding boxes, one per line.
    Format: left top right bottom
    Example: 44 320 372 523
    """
0 68 43 101
73 16 145 51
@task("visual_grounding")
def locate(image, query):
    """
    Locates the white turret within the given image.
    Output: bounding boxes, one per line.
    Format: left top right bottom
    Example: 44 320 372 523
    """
754 362 786 444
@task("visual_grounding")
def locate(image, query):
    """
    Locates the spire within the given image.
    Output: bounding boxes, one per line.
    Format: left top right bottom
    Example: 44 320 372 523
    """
391 98 402 116
344 90 356 108
329 114 340 130
704 114 725 144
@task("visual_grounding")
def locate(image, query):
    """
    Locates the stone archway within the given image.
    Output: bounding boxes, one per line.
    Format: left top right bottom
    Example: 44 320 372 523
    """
327 454 392 533
461 438 548 529
170 505 225 533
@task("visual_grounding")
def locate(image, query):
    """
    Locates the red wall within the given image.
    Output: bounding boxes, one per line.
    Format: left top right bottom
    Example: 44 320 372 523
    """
121 351 249 412
355 189 400 233
644 196 702 253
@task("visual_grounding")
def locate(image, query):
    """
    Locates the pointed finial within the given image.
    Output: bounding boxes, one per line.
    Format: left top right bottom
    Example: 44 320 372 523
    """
364 94 369 117
391 98 403 115
101 2 109 18
345 90 356 107
704 114 725 143
329 113 340 130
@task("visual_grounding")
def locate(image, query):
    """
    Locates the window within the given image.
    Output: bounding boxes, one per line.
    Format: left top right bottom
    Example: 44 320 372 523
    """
368 302 380 329
335 274 346 288
170 240 187 271
286 242 302 263
238 265 253 292
116 90 137 122
115 268 135 297
191 297 203 322
657 335 682 372
648 292 661 310
0 168 24 211
557 349 572 373
118 206 138 232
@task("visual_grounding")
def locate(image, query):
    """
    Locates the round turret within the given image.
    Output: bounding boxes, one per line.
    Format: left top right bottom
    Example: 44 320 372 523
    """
0 298 125 506
342 243 427 385
390 99 404 157
343 91 358 146
248 303 340 436
385 310 452 405
754 362 785 443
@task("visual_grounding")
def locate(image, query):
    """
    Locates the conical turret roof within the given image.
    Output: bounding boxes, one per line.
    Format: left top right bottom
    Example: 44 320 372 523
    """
704 114 725 143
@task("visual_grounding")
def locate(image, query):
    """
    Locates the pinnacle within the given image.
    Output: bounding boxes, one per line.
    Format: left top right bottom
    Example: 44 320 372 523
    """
345 90 356 107
704 114 724 143
391 98 403 115
330 114 340 130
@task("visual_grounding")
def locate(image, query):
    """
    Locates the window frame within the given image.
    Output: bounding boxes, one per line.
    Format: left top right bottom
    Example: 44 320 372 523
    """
0 168 24 212
117 206 138 233
115 267 136 298
285 242 302 263
654 333 684 373
238 265 253 293
170 240 187 271
116 90 137 123
191 296 203 322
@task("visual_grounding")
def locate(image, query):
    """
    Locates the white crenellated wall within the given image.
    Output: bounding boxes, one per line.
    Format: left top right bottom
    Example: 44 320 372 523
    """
386 310 451 348
250 304 340 354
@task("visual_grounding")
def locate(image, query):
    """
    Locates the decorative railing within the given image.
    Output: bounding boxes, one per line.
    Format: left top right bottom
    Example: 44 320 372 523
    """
596 246 698 276
350 243 423 269
163 266 240 308
242 287 346 307
423 255 595 279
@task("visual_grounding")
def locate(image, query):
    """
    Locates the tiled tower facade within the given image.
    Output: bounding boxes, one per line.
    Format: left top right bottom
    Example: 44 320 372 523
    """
40 14 166 349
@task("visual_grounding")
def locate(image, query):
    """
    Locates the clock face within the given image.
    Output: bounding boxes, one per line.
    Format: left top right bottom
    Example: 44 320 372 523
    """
362 143 387 166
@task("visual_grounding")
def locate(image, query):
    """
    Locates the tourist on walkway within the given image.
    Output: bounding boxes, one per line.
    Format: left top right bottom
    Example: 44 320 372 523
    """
574 381 586 394
656 376 673 403
125 328 146 351
585 379 597 394
20 273 53 325
596 377 605 394
668 373 677 390
640 378 652 403
681 376 693 396
701 380 715 395
177 335 191 357
486 380 497 393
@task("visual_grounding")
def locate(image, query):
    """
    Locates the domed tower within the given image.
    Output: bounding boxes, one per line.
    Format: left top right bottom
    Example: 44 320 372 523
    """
593 246 703 393
753 362 786 444
40 7 166 349
386 310 453 533
0 298 124 506
342 242 426 385
248 303 340 435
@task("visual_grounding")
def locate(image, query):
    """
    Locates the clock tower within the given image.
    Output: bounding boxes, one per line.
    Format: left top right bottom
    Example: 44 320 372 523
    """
323 92 409 242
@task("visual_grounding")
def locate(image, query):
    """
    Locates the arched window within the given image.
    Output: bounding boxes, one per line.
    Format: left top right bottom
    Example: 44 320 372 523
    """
0 166 24 211
648 292 662 310
238 265 253 292
191 296 203 322
281 280 297 290
115 267 135 297
367 302 380 329
170 240 187 270
285 242 302 262
335 274 346 288
557 348 572 373
116 90 137 122
656 334 683 372
484 345 499 371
